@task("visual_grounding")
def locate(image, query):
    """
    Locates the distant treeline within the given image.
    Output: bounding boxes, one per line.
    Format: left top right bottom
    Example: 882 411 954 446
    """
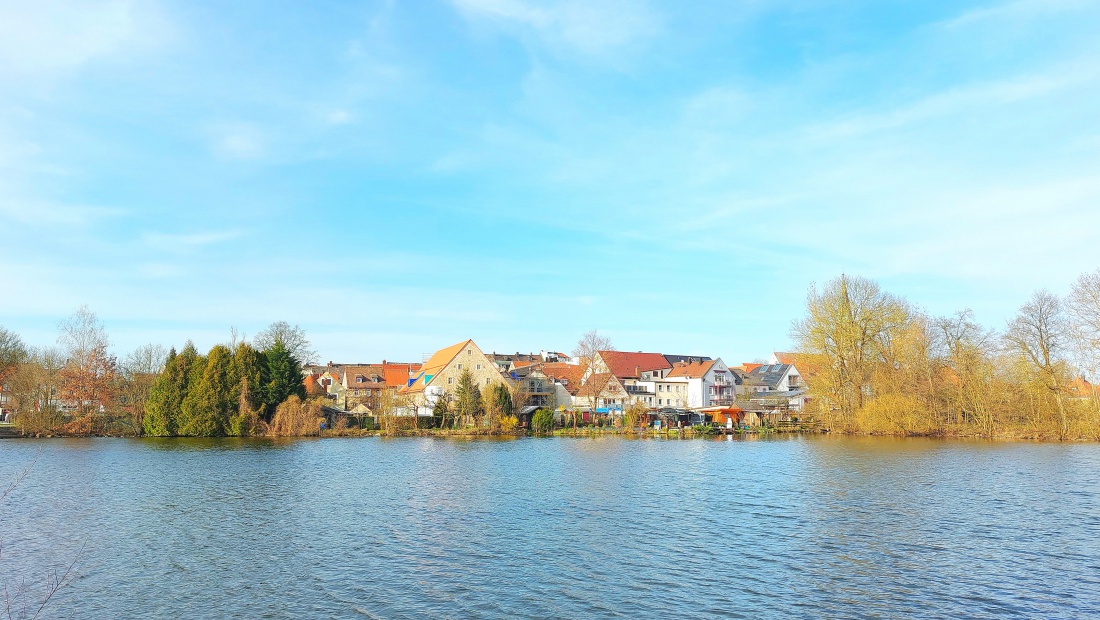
143 340 305 437
792 269 1100 440
0 314 315 437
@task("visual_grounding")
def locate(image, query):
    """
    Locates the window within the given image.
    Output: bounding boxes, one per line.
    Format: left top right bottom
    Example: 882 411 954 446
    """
468 349 472 355
485 378 491 385
356 375 365 384
658 398 663 405
457 364 462 370
448 377 453 385
476 364 482 370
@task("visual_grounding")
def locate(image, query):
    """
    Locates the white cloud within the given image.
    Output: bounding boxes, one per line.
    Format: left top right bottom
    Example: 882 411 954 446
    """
451 0 660 59
0 0 171 76
140 229 244 249
209 124 265 159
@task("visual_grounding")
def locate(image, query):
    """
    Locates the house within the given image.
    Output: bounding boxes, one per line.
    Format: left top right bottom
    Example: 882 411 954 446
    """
588 350 673 410
662 357 737 408
333 362 421 413
741 363 808 412
400 340 511 416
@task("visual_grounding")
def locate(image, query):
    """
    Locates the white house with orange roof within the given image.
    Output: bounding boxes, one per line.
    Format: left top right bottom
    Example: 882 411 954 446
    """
661 358 736 408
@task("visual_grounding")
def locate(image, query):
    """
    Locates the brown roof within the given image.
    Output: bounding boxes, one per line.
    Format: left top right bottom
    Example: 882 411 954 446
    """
597 351 671 379
667 360 714 379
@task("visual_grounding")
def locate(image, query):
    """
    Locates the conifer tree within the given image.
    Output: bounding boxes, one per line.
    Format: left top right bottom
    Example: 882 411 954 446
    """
178 345 233 437
143 347 178 436
260 340 305 420
175 349 209 435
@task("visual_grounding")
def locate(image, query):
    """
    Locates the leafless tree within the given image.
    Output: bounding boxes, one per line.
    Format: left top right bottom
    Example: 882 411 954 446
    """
253 321 317 365
1004 290 1071 439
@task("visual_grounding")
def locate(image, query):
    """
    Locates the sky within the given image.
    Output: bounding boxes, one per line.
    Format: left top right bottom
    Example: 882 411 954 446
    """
1 0 1099 365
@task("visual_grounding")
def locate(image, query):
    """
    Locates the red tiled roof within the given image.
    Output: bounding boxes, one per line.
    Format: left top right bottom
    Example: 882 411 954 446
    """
597 351 671 378
383 362 421 387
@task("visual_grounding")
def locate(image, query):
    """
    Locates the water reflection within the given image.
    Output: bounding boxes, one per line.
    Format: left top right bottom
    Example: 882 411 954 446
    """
1 436 1098 618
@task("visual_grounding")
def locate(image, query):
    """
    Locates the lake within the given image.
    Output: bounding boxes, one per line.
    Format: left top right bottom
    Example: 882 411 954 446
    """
1 435 1098 619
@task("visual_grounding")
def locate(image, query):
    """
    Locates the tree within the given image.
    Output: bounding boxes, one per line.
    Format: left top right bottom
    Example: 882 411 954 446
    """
7 347 66 434
56 307 116 418
453 369 483 428
571 330 615 429
531 408 554 433
1069 269 1100 375
175 350 210 436
791 275 910 428
178 345 233 437
144 343 201 436
1004 290 1071 439
259 340 306 420
228 343 265 436
119 344 167 433
253 321 317 366
269 395 324 437
0 326 28 384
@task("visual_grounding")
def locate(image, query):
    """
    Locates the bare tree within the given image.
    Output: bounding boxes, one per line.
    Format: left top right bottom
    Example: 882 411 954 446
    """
1004 290 1071 439
1068 269 1100 376
571 329 614 366
56 307 116 420
253 321 317 365
120 344 168 433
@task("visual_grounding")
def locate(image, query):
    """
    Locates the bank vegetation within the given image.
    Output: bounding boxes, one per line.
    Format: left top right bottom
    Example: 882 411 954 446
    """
792 270 1100 440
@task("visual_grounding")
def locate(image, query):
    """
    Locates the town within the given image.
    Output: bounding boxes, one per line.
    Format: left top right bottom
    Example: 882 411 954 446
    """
303 337 812 432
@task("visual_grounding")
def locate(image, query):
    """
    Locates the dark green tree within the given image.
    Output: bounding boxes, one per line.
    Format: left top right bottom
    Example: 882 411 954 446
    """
453 369 483 427
260 340 305 420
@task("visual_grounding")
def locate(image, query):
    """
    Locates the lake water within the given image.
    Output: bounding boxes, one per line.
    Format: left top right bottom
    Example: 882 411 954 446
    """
1 435 1098 619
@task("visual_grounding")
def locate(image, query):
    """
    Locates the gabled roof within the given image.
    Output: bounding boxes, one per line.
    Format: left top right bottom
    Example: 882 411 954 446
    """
538 362 585 395
577 372 619 398
667 360 715 379
598 351 671 379
747 363 794 390
402 339 474 393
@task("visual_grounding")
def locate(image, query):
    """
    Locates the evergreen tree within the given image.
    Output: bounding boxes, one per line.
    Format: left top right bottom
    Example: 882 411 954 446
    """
178 345 233 437
143 347 178 436
493 382 513 417
260 340 305 421
228 343 264 435
453 369 484 427
176 349 209 435
143 343 200 436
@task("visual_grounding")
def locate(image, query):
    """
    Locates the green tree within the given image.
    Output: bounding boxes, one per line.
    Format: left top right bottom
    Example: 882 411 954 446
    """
228 343 264 436
175 349 209 436
260 340 305 420
453 369 483 428
178 345 233 437
144 343 201 436
532 408 555 433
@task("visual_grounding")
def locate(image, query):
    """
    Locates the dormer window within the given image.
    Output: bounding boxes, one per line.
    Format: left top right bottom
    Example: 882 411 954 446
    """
355 375 365 384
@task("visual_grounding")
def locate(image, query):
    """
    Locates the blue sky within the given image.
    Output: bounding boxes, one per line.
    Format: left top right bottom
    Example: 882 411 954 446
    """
2 0 1099 364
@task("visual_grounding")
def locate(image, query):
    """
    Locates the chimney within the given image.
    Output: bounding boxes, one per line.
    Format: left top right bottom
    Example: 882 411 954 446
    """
635 365 640 377
383 359 387 365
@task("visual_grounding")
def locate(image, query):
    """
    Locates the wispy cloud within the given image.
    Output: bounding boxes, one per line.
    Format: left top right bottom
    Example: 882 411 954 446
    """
140 230 244 248
0 0 172 77
450 0 661 60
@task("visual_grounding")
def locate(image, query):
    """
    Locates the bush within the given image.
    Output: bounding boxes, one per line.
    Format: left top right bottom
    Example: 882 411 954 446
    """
531 408 554 433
